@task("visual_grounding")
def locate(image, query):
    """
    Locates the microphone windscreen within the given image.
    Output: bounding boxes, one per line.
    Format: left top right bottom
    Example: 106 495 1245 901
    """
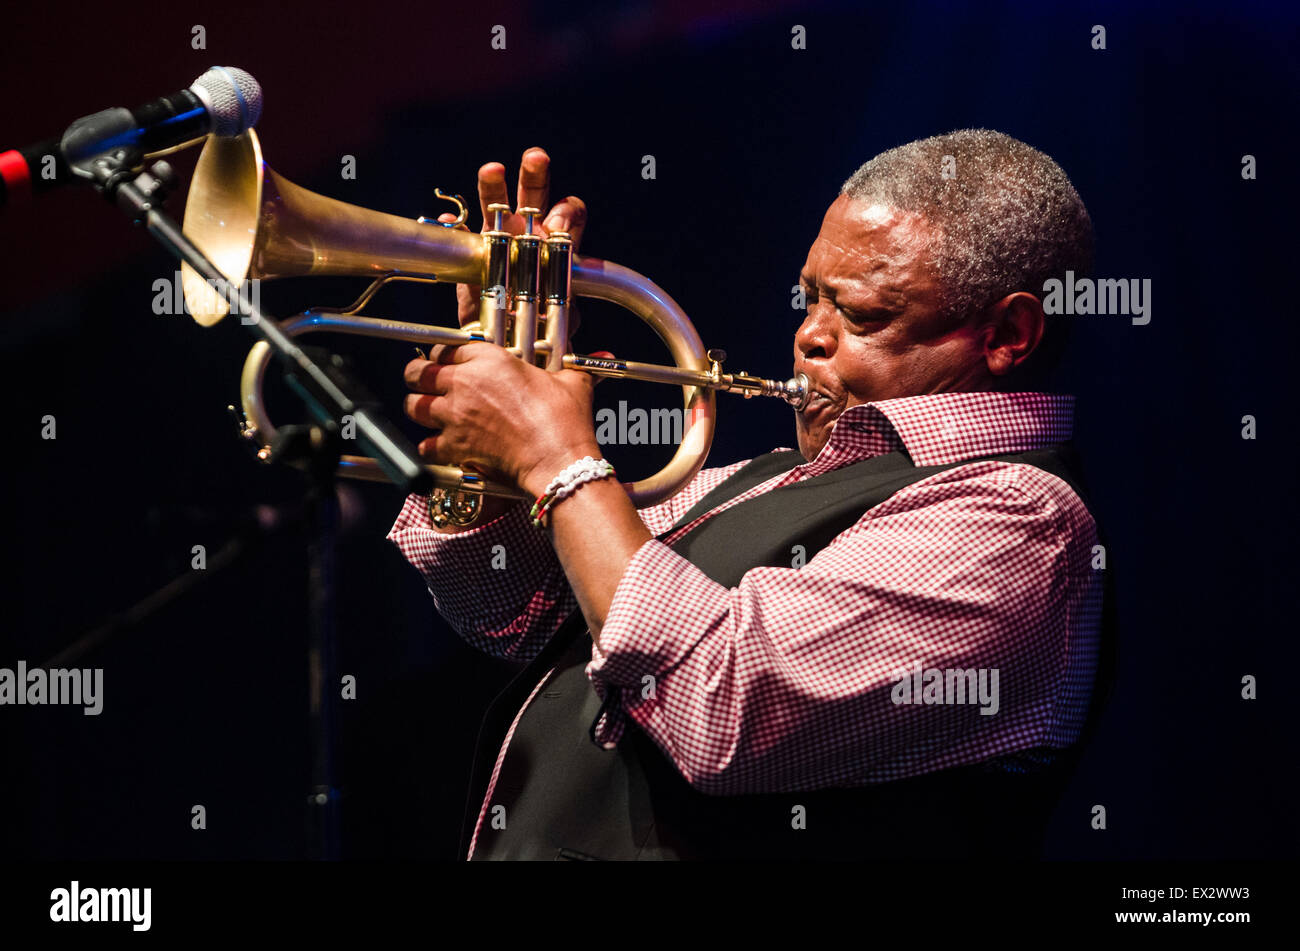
190 66 263 136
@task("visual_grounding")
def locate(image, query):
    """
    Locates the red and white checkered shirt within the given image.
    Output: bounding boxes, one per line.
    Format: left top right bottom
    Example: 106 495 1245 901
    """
388 391 1102 859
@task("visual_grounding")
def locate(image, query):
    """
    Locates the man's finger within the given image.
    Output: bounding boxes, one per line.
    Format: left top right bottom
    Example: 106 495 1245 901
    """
405 392 445 428
431 340 497 364
477 162 510 229
416 435 445 462
428 342 469 366
403 358 454 393
517 148 550 225
544 195 587 251
455 282 480 326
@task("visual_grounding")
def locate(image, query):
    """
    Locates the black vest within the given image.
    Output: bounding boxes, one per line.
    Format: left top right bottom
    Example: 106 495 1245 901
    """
466 445 1099 860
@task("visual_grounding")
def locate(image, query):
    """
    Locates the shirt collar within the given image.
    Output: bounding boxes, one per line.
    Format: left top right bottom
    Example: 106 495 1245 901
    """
809 391 1075 468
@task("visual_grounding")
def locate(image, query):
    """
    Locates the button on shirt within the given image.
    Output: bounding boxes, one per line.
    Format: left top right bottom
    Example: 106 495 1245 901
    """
387 391 1102 859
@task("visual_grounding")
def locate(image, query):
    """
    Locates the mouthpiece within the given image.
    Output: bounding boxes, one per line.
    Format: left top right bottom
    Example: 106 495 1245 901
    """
778 373 809 410
714 370 809 410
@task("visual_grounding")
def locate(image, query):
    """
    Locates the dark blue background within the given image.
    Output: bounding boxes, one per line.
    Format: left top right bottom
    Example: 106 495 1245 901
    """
2 0 1296 860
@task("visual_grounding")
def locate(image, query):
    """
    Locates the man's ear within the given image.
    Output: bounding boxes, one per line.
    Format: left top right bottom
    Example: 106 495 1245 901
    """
981 292 1045 377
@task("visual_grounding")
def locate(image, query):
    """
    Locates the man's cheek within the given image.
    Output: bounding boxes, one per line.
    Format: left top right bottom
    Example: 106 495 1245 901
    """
838 368 877 403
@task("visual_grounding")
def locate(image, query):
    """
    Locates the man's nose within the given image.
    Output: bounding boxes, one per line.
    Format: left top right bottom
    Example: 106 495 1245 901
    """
795 305 836 360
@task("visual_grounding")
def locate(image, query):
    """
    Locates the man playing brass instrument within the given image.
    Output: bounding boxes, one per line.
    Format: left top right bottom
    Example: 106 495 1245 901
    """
390 130 1105 861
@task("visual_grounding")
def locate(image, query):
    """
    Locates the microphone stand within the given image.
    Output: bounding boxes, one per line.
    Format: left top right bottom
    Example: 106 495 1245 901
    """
80 146 434 861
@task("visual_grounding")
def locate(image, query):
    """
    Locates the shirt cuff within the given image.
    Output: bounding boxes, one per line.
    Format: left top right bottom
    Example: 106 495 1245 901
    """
386 493 561 636
587 538 729 688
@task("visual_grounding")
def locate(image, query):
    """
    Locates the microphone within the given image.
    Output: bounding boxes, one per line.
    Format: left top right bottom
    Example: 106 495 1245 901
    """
0 66 262 207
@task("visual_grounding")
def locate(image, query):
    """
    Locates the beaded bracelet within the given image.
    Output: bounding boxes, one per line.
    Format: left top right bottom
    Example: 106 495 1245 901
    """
529 456 616 527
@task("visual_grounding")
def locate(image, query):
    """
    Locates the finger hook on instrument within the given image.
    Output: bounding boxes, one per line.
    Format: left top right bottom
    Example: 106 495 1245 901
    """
418 189 469 230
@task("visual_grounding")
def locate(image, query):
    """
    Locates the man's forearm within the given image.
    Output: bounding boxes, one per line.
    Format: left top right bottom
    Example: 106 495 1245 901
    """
535 470 653 644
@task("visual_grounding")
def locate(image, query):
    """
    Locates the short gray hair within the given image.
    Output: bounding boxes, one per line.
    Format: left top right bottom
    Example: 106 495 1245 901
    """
841 130 1094 336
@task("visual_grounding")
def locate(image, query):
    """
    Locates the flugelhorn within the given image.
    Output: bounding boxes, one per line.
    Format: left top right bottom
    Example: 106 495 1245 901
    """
180 130 806 515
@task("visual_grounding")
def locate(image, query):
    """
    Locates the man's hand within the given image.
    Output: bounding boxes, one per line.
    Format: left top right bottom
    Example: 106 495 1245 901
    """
434 147 587 327
405 147 598 500
403 342 601 498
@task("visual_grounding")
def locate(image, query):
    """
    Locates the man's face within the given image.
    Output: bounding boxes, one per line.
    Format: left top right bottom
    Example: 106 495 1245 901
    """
793 195 990 459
